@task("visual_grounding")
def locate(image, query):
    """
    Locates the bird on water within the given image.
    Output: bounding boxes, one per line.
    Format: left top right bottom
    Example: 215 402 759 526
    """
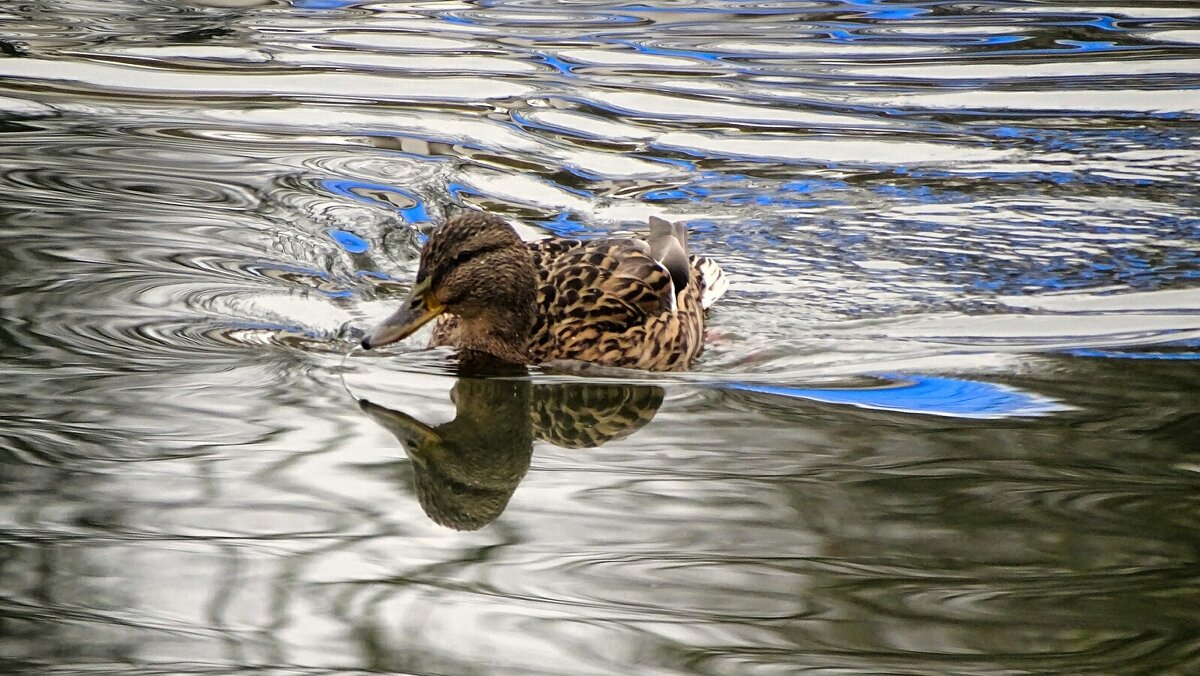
361 211 727 371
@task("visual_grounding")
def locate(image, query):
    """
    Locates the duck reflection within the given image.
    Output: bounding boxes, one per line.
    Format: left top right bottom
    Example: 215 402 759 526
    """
358 375 663 530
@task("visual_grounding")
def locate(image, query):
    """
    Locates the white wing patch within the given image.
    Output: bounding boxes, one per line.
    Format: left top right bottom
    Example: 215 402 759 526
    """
653 259 679 314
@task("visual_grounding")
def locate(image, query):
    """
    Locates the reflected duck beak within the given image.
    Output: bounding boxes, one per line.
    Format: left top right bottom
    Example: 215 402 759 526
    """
361 278 444 349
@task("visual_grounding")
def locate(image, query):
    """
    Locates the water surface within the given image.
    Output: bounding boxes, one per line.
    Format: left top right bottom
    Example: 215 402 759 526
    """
2 0 1200 673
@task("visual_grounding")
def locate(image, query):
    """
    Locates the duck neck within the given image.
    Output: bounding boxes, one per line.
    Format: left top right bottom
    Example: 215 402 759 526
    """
440 239 539 365
456 307 533 365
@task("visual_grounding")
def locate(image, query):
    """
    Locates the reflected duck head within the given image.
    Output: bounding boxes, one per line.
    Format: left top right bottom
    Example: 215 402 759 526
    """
358 377 534 531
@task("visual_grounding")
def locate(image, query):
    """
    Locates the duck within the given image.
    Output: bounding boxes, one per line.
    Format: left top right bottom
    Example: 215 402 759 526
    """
361 211 727 371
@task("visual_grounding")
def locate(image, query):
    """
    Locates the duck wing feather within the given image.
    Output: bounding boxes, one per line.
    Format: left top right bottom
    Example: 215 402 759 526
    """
527 237 679 363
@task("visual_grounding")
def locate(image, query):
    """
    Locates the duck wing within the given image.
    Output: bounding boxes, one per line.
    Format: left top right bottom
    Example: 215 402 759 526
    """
647 216 691 295
527 236 678 361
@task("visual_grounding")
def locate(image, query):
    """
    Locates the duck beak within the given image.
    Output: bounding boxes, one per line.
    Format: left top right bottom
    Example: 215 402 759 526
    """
361 278 444 349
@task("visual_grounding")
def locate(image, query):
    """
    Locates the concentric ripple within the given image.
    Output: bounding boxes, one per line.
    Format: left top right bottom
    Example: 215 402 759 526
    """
2 0 1199 674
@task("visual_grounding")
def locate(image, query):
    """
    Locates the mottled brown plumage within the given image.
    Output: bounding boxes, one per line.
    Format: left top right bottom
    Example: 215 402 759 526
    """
361 211 727 371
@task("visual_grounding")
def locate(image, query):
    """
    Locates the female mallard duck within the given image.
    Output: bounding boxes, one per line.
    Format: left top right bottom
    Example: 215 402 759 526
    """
361 211 727 371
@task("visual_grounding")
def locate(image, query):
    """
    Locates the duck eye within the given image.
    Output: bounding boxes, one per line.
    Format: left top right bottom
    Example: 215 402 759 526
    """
448 241 504 268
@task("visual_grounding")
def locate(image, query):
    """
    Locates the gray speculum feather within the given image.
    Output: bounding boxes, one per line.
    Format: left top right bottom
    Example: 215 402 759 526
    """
647 216 691 296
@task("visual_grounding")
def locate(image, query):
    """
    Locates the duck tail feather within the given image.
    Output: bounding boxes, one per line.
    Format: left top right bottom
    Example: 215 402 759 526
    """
693 256 728 310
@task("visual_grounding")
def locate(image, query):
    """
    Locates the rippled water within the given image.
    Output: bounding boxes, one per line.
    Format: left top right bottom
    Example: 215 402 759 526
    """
3 0 1200 673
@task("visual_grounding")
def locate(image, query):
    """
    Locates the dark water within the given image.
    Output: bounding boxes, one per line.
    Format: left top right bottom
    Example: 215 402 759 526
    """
3 0 1200 673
